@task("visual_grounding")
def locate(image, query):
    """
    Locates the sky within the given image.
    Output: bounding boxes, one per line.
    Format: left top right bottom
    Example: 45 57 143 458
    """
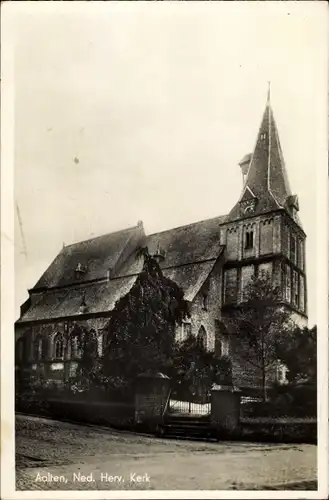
11 1 328 326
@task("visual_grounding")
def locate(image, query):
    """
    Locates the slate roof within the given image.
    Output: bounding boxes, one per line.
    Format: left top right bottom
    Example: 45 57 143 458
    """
115 215 227 277
18 216 227 323
145 215 227 268
163 260 220 302
17 277 138 323
34 224 145 289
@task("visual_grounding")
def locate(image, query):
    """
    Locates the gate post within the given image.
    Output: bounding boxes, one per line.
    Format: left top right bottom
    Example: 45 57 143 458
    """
210 384 241 437
134 371 171 431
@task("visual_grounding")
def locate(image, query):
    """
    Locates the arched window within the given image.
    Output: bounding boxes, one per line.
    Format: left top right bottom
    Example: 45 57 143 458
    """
54 333 64 359
70 336 80 359
33 335 43 361
197 326 207 350
245 230 254 250
216 339 223 357
70 327 82 359
222 338 229 356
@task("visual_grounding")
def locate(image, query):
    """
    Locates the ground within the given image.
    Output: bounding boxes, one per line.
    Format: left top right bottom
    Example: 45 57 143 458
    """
16 415 317 491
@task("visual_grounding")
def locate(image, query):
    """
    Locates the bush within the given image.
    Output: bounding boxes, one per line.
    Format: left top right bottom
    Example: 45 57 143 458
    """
241 383 317 418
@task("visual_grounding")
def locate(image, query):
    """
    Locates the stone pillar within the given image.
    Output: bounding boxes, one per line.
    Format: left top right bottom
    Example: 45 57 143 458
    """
210 384 241 436
134 372 171 430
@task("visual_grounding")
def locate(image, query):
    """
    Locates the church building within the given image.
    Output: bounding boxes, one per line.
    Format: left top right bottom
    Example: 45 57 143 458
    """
15 92 307 391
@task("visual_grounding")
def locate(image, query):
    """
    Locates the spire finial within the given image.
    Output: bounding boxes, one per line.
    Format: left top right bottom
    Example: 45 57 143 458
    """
267 81 271 105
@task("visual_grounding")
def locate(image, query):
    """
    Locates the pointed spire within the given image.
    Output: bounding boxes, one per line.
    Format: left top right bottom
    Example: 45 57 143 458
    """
267 81 271 106
227 88 300 224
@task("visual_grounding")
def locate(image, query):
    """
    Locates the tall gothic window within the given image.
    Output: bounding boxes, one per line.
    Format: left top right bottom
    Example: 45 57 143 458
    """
300 275 305 312
54 333 64 359
290 235 296 264
197 326 207 350
33 336 43 361
286 265 292 303
281 262 286 300
299 240 304 270
69 325 83 359
292 270 299 308
245 231 254 250
222 338 229 356
70 335 82 359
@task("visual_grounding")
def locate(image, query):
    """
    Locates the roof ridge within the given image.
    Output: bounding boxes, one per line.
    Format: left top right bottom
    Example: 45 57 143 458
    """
63 224 140 250
147 214 227 238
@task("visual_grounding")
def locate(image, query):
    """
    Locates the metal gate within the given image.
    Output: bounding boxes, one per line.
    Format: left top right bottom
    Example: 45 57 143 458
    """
168 398 210 416
167 383 211 416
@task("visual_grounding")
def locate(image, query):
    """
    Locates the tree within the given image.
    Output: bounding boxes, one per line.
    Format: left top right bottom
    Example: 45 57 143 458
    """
102 248 190 393
276 325 317 385
228 271 293 402
170 334 232 402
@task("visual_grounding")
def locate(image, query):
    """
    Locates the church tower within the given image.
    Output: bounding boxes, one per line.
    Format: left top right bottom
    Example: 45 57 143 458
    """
221 88 307 326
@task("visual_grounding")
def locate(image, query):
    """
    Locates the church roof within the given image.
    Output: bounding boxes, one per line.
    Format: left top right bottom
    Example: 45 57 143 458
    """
34 224 145 289
18 215 227 323
17 277 138 322
227 90 302 227
163 260 221 302
115 214 227 277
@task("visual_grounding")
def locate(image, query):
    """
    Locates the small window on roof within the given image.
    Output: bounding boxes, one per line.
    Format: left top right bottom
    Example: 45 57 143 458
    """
75 263 86 278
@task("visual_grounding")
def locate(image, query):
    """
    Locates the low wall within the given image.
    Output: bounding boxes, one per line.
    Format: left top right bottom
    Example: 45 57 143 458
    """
16 398 135 429
239 417 317 444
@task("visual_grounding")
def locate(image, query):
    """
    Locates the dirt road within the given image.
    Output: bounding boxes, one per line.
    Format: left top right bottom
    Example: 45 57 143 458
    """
16 415 317 491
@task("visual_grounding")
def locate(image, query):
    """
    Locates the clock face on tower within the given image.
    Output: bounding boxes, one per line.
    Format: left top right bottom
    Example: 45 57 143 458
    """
240 199 257 215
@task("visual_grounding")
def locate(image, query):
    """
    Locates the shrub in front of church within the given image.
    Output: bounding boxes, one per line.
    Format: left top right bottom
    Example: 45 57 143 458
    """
101 248 190 398
15 368 55 415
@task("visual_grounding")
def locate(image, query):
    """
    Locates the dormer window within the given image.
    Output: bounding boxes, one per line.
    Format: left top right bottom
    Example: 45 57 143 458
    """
245 231 254 250
75 262 86 279
153 244 166 264
260 132 267 140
